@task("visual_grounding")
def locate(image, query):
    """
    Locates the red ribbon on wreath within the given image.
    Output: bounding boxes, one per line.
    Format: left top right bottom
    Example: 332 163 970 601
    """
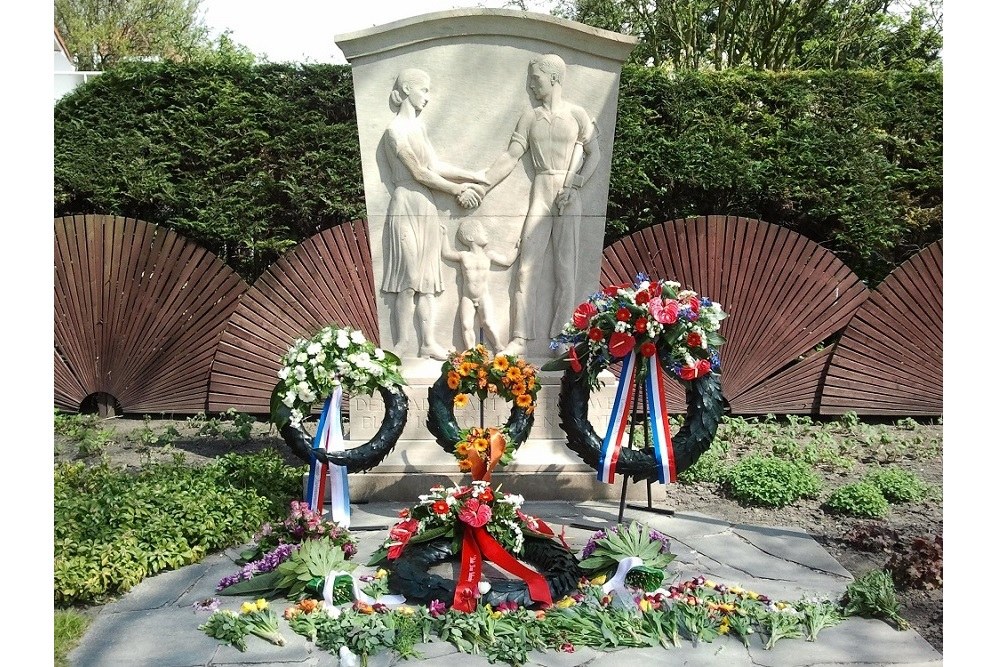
452 498 553 612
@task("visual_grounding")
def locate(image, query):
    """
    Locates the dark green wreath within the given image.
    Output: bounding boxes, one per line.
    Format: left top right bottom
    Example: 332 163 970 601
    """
271 382 408 473
380 534 580 608
558 365 725 484
426 375 534 457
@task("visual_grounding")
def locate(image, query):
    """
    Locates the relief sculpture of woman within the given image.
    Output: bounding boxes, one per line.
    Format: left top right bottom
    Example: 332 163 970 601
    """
381 68 486 360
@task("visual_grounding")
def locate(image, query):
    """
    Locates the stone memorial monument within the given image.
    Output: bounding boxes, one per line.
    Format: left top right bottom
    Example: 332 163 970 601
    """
336 9 650 500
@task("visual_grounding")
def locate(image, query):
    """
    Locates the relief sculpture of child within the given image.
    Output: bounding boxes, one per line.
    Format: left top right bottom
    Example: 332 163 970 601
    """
441 219 518 352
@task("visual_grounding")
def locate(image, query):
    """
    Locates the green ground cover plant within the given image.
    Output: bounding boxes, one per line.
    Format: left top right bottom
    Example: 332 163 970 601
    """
54 450 303 606
721 455 821 508
862 467 928 503
824 482 890 518
54 609 90 667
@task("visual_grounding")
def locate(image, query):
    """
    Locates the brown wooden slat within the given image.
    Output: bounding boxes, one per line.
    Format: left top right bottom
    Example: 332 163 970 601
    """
820 241 942 416
208 220 378 413
730 347 834 414
54 215 249 413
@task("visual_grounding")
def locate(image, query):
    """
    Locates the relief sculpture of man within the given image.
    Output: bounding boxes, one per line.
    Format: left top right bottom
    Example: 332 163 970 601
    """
481 53 601 356
380 68 486 360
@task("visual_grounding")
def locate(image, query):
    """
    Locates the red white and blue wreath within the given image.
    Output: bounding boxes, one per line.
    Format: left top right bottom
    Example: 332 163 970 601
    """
545 274 727 484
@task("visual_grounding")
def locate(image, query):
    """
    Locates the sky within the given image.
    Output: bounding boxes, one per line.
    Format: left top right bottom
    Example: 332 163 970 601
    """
200 1 560 64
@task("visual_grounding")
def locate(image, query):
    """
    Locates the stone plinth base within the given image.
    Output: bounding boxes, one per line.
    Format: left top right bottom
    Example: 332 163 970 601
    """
332 368 664 502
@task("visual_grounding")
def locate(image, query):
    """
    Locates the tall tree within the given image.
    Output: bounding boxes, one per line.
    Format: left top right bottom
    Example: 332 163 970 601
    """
55 0 211 70
554 0 942 71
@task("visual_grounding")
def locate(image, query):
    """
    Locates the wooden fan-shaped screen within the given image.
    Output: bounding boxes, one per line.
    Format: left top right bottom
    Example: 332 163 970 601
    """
601 216 869 414
820 240 943 416
54 215 249 413
208 220 378 413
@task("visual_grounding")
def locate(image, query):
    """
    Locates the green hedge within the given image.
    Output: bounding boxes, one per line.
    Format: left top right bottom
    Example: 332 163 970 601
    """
55 62 941 284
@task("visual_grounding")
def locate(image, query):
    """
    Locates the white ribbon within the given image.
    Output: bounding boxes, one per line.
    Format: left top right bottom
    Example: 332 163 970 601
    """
323 570 406 608
601 556 645 608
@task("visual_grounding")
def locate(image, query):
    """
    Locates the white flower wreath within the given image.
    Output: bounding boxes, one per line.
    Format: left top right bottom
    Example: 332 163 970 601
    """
276 325 405 429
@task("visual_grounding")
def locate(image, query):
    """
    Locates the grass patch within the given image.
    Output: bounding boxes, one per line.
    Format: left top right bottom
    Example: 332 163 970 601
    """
55 609 90 666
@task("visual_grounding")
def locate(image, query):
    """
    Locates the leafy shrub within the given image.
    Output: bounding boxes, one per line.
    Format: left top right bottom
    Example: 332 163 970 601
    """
677 442 728 484
721 455 821 508
824 482 890 518
863 467 928 503
54 451 302 606
54 410 117 457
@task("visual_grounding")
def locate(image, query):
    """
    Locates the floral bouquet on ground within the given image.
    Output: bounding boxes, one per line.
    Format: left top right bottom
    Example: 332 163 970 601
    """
579 522 676 592
546 273 727 388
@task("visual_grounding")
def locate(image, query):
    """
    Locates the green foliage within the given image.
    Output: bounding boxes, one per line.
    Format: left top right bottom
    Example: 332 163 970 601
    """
186 409 257 441
54 61 363 280
824 482 890 518
863 466 928 503
722 455 821 508
53 451 299 606
677 440 728 483
841 569 909 630
55 609 91 667
54 410 117 457
55 0 212 70
55 63 940 286
213 449 305 517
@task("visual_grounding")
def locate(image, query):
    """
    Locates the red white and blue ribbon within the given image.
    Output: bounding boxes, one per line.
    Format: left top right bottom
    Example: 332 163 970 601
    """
597 350 677 484
305 386 351 527
598 350 639 483
645 356 677 483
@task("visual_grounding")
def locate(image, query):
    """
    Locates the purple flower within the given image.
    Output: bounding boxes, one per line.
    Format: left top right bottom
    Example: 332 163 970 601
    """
191 597 220 612
428 599 446 617
581 529 607 559
648 528 672 554
216 543 298 591
342 542 357 558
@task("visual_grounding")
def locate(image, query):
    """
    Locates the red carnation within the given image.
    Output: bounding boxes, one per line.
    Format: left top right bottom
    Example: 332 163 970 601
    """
603 282 631 296
686 331 702 348
679 365 697 381
478 487 494 503
689 297 700 315
649 282 662 297
588 327 604 342
608 332 636 358
635 317 648 334
616 307 631 322
572 302 598 329
567 344 583 373
635 290 650 305
696 359 712 377
639 341 657 357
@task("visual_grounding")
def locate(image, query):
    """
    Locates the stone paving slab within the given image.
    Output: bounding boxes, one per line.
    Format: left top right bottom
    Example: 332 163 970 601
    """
69 501 942 667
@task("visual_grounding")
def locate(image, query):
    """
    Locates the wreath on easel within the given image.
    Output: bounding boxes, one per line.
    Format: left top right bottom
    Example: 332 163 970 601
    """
426 346 538 480
270 325 408 473
545 274 728 484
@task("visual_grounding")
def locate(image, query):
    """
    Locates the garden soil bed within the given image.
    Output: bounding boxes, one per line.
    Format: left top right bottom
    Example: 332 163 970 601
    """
55 415 943 655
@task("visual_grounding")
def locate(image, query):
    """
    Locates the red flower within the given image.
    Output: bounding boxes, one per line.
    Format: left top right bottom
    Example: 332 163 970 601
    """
572 302 598 329
478 486 494 503
615 307 631 322
458 498 492 527
567 344 583 373
386 518 419 559
635 317 648 334
679 365 697 381
635 290 650 305
696 359 712 377
603 282 631 296
651 299 679 325
649 282 662 297
431 500 449 515
588 327 604 342
639 341 657 357
689 297 700 315
608 332 636 358
686 331 702 348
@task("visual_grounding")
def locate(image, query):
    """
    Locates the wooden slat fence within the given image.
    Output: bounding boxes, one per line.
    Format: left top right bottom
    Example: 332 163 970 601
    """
207 220 377 413
54 215 942 417
54 215 248 413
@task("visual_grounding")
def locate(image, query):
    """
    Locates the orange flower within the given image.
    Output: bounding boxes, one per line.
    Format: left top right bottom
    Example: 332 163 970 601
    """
487 384 498 393
447 371 461 390
458 459 472 471
300 599 319 613
454 393 470 408
506 366 523 382
511 380 527 395
473 437 489 453
493 356 510 372
527 376 536 390
456 442 470 456
516 394 533 408
458 362 474 377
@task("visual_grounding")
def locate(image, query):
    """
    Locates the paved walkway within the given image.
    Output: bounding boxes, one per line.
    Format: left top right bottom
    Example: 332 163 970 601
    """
69 501 943 666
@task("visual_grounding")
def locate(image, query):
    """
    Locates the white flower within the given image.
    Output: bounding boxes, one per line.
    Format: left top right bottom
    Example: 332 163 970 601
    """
374 348 385 360
277 367 290 380
315 350 326 363
350 330 366 344
282 390 297 407
294 366 307 381
307 341 322 355
289 408 303 428
614 320 629 332
478 581 492 594
320 330 333 345
678 289 696 300
336 333 350 349
296 352 308 363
